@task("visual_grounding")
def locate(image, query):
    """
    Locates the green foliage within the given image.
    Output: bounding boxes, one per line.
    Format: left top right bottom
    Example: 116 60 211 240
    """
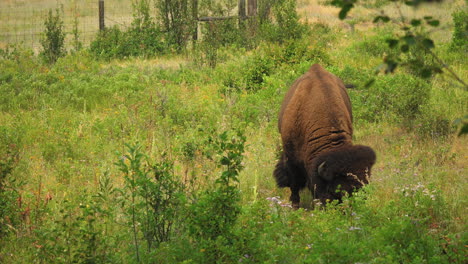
217 39 331 95
71 13 83 52
332 0 467 90
258 0 308 43
90 0 165 60
146 153 184 247
40 8 66 64
451 9 468 52
0 126 22 238
187 130 245 262
127 0 165 56
116 143 184 260
89 24 164 60
156 0 192 52
352 73 430 123
454 115 468 136
349 33 396 58
243 52 275 92
34 194 117 263
198 19 242 67
89 26 125 59
328 65 374 89
383 31 443 79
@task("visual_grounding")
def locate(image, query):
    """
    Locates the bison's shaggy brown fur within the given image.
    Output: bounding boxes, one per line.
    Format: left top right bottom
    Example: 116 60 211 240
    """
274 64 376 208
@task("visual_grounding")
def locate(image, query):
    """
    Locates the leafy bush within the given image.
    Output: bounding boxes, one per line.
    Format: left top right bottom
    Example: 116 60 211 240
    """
116 144 185 260
263 38 332 66
451 9 468 52
0 126 22 238
156 0 193 52
259 0 308 43
89 26 126 59
244 51 275 92
89 25 165 60
90 0 165 60
187 130 246 262
40 8 66 64
352 73 430 124
34 191 118 263
198 19 243 67
349 32 396 58
328 65 374 89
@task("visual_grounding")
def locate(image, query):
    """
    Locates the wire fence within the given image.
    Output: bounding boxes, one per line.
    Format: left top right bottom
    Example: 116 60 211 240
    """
0 0 135 53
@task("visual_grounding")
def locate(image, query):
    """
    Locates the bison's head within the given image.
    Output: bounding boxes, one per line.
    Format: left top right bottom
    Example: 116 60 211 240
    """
312 145 376 202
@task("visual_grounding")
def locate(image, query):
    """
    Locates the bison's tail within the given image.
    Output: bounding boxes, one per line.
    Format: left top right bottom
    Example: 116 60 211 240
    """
273 153 290 188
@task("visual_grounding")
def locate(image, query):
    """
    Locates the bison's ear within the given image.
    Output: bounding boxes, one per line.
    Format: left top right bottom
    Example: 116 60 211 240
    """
318 161 334 182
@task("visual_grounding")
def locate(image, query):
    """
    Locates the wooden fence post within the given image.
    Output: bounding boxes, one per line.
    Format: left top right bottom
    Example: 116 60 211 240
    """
238 0 246 20
99 0 105 30
192 0 198 42
247 0 257 17
238 0 246 30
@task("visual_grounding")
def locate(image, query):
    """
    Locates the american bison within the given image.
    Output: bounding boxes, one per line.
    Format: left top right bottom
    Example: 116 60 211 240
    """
274 64 376 208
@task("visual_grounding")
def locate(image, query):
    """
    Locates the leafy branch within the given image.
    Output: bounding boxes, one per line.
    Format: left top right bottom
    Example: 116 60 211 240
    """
331 0 467 90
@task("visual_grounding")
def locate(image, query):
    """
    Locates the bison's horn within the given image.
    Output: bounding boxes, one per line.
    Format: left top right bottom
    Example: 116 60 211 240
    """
318 161 333 181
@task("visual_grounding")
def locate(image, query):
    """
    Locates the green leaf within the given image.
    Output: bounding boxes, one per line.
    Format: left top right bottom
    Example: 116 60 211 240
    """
374 16 390 23
401 44 410 53
458 123 468 136
339 4 354 20
427 19 440 27
386 38 399 48
385 61 398 74
402 35 416 45
422 38 435 49
411 19 421 26
364 78 375 88
420 68 432 78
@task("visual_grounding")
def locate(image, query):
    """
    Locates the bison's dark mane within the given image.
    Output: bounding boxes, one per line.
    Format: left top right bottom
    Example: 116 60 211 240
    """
273 154 290 188
311 145 376 182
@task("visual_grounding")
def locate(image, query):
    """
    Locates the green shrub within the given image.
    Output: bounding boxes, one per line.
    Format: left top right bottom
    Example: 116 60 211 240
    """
90 0 165 60
264 39 332 66
156 0 193 52
451 9 468 52
89 25 165 60
0 126 22 238
244 52 275 92
116 144 185 260
349 32 396 58
40 8 66 64
309 22 338 48
198 19 243 67
352 73 430 124
187 130 245 262
34 193 117 263
328 65 374 89
89 26 125 59
259 0 308 43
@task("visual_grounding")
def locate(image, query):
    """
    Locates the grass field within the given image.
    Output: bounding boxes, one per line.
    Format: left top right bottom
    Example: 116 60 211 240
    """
0 0 467 263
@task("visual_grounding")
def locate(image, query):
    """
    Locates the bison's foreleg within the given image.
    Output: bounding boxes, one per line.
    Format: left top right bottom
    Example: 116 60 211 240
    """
290 185 301 209
288 162 307 209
